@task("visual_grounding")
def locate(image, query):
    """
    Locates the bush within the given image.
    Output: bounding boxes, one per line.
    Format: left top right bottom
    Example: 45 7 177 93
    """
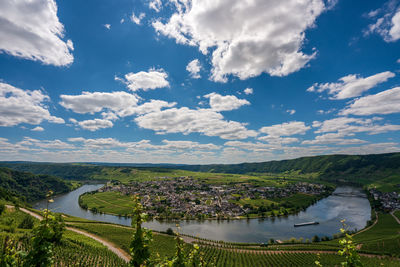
166 227 175 236
312 235 320 243
18 215 34 229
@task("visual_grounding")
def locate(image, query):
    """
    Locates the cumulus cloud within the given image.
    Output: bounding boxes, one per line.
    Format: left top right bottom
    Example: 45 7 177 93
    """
31 126 44 132
71 118 114 131
257 136 299 145
131 11 146 25
313 116 400 136
116 68 169 91
134 107 257 139
302 132 368 145
60 91 140 115
204 93 250 112
149 0 162 12
186 59 201 78
307 71 395 99
0 0 74 66
244 88 253 95
340 87 400 116
365 1 400 42
259 121 310 137
0 82 64 127
153 0 328 82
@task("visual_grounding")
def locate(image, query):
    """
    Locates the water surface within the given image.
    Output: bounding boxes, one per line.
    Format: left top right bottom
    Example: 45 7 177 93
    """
34 185 371 243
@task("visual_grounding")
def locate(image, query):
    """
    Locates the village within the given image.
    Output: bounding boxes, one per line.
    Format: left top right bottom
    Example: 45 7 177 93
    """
369 188 400 211
97 177 330 219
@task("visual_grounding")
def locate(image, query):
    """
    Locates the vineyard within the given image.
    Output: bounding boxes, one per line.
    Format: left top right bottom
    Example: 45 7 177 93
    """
199 246 400 267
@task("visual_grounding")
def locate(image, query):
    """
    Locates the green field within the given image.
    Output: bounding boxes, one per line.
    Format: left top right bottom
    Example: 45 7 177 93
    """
352 213 400 256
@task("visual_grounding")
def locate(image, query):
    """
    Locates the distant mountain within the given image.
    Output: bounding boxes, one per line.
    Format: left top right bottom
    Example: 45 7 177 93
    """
1 152 399 188
0 167 72 202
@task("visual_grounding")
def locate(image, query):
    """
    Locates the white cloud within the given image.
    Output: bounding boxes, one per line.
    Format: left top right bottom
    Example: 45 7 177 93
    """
257 136 299 145
259 121 310 137
302 132 368 145
286 109 296 115
365 1 400 42
186 59 201 79
117 68 169 91
104 24 111 29
135 107 257 140
153 0 328 82
244 88 253 95
131 12 146 25
149 0 162 12
0 0 74 66
313 116 400 136
72 118 114 131
31 126 44 132
307 71 395 99
0 82 64 127
60 91 140 114
204 93 250 112
161 140 220 150
333 142 400 155
340 87 400 116
224 141 272 152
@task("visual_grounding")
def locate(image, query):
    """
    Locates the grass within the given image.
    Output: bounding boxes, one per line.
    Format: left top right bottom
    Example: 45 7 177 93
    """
80 191 133 216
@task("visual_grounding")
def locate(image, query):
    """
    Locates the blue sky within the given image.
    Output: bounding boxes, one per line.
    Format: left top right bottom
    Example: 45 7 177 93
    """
0 0 400 164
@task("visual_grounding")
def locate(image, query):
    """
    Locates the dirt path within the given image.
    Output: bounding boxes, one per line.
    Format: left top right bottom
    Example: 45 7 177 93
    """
390 211 400 225
16 206 131 263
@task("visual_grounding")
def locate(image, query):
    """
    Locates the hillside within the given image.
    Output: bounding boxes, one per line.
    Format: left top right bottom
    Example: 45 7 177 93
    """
1 152 399 191
177 153 400 188
0 167 72 202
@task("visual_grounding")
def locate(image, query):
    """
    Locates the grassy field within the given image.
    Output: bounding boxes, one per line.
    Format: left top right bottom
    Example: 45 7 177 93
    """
80 191 133 216
352 212 400 256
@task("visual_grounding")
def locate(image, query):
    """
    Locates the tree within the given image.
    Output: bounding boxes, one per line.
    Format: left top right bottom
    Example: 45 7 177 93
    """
130 195 153 267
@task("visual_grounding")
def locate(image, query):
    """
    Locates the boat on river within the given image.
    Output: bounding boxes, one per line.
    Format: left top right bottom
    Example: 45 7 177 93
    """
294 221 319 227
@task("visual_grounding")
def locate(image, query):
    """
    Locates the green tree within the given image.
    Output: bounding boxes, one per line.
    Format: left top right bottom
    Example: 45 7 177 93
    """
130 195 153 267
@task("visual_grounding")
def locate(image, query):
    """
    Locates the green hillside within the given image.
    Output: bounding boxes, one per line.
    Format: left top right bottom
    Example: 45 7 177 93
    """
1 152 399 191
0 167 72 202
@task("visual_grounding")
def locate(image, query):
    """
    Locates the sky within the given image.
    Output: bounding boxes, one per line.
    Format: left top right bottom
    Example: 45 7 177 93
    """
0 0 400 164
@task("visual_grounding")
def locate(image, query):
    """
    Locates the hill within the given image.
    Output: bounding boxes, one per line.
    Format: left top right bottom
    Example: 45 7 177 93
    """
0 167 72 202
1 152 399 191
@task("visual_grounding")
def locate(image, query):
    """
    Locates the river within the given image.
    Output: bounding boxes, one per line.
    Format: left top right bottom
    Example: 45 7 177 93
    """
34 184 371 243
